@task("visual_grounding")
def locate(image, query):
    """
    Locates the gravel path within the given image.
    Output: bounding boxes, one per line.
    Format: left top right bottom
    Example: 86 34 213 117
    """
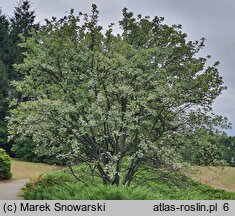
0 179 28 200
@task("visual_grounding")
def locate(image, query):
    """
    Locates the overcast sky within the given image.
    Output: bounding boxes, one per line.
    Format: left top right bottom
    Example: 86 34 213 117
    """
1 0 235 135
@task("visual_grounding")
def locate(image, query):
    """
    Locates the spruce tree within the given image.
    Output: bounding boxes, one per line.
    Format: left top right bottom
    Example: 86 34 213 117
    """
0 1 38 154
9 0 39 80
0 10 10 151
0 10 10 65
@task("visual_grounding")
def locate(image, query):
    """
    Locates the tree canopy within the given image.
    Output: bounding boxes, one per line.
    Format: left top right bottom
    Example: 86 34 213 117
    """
218 134 235 166
8 5 229 186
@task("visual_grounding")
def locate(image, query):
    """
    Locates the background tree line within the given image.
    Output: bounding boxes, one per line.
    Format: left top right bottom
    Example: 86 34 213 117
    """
0 0 57 163
0 0 38 152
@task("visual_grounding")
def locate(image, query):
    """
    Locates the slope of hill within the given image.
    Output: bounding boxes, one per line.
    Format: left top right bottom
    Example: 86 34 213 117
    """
188 166 235 192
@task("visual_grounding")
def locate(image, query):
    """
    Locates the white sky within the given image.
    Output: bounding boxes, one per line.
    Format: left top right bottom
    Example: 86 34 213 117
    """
1 0 235 135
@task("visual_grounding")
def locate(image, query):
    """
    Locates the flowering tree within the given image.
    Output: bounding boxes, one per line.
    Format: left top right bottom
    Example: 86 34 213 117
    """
8 5 228 186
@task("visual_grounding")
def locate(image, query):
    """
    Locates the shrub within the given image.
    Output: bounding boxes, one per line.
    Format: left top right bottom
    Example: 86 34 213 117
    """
0 148 12 179
11 137 39 162
11 137 65 165
0 123 13 155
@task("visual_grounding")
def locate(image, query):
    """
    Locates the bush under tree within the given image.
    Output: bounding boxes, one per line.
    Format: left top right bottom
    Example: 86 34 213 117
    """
11 137 65 165
0 148 12 179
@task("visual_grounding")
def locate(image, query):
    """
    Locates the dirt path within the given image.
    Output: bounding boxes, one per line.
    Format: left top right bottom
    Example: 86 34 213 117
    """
0 179 29 200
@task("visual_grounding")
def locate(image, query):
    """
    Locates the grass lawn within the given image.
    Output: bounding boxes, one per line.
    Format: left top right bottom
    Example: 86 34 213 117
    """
6 159 235 193
188 166 235 192
2 159 235 199
10 158 59 181
21 165 235 200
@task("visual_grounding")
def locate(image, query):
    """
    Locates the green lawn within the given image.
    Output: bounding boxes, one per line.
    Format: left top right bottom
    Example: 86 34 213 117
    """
3 160 235 200
10 158 59 181
20 165 235 200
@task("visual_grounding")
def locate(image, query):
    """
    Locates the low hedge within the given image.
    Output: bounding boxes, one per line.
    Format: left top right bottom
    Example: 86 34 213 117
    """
0 148 12 179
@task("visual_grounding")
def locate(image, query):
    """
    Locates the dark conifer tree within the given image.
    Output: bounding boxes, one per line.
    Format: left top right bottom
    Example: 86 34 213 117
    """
0 1 39 154
8 0 39 80
0 61 8 152
0 10 10 65
0 10 10 151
